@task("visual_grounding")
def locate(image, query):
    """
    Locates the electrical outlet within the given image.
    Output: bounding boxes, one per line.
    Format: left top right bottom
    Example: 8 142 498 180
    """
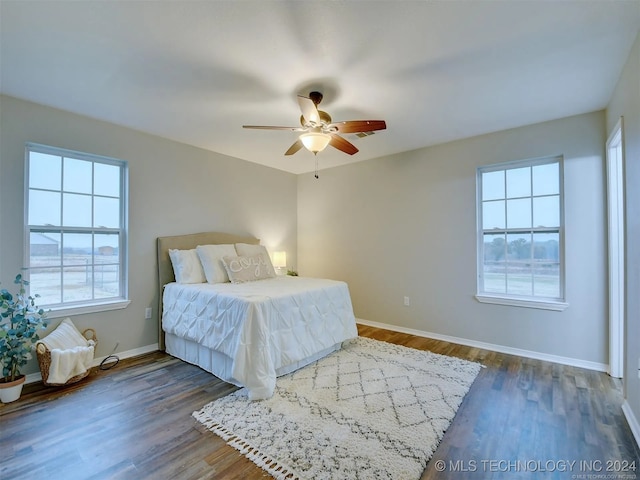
145 307 152 319
403 296 410 307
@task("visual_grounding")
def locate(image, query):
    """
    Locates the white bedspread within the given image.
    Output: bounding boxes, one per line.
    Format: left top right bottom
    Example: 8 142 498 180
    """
162 276 358 400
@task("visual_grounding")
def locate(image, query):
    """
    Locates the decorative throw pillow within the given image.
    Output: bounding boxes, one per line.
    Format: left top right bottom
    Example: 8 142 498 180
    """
168 248 206 284
196 244 237 283
221 254 276 283
235 243 276 272
39 318 90 350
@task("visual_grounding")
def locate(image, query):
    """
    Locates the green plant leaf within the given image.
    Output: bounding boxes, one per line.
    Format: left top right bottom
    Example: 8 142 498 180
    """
0 273 48 382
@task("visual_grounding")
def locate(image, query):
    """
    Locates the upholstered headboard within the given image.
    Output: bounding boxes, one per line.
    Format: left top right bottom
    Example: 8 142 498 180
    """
156 231 259 350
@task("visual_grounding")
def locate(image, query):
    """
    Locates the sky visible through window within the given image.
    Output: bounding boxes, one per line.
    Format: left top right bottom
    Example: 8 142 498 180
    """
29 151 120 250
482 163 559 230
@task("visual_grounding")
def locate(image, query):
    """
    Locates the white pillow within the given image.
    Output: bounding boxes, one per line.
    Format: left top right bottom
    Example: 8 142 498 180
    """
235 243 276 272
168 248 206 284
40 318 89 350
196 244 237 283
221 254 276 283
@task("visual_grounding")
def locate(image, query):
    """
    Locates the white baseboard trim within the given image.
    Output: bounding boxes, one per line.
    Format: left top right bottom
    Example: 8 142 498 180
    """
25 343 159 385
622 401 640 449
356 318 609 372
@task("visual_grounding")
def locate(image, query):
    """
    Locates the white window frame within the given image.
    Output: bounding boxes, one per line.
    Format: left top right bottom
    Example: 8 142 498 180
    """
475 155 568 311
24 143 130 318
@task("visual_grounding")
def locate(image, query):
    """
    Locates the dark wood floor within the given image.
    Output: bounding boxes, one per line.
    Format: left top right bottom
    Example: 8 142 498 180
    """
1 325 638 479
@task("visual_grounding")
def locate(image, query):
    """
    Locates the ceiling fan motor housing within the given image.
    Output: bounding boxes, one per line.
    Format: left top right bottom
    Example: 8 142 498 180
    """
308 91 323 105
300 110 332 128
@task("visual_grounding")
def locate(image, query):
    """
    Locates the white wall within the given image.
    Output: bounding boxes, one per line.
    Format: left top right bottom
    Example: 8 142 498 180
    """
607 32 640 438
0 95 298 375
298 111 607 366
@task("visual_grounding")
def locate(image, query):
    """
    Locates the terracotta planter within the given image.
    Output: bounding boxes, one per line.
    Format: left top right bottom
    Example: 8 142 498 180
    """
0 375 26 403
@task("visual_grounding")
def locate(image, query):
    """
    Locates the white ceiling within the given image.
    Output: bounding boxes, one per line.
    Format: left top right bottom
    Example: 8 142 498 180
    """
1 1 639 174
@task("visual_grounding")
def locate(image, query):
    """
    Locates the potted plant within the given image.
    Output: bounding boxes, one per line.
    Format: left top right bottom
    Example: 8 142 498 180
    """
0 273 48 403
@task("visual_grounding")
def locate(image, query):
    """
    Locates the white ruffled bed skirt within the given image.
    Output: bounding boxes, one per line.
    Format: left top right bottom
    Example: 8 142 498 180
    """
165 332 340 390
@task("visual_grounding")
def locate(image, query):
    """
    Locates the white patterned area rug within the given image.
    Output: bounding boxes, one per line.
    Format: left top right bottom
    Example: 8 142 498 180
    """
193 336 481 480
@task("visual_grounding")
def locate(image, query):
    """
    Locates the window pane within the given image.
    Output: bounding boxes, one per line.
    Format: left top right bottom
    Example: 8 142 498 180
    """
62 233 93 302
506 269 533 296
95 264 119 299
483 200 505 229
484 270 506 294
533 195 559 228
506 198 531 228
533 232 559 261
29 152 61 190
30 232 60 265
29 267 62 306
94 233 120 256
94 197 120 228
63 233 92 266
482 170 504 201
63 157 92 194
506 167 530 198
29 190 60 225
63 269 93 303
96 233 119 261
483 233 506 263
506 233 533 296
533 162 559 196
96 233 120 296
63 193 92 227
483 233 506 294
95 231 120 299
507 233 531 261
94 163 120 197
533 232 560 297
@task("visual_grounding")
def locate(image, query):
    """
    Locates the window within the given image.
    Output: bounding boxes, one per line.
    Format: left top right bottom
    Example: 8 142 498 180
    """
25 143 129 316
476 156 567 310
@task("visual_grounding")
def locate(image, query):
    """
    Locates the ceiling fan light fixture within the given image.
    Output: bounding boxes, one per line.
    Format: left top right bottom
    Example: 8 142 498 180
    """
300 131 331 154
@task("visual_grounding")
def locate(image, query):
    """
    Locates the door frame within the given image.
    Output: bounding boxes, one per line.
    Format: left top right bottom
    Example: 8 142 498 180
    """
606 117 625 379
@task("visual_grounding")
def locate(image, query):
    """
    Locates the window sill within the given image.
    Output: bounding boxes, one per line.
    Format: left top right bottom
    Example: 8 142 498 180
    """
475 294 569 311
44 299 131 319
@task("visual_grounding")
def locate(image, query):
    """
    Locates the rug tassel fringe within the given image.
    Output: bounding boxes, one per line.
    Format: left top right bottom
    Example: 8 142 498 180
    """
192 412 300 480
232 438 300 480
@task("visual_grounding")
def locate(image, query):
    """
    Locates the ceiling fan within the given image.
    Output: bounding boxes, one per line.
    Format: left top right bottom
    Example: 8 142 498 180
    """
243 91 387 157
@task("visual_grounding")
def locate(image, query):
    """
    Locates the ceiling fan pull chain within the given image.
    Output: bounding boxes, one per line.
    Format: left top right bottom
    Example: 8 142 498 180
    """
315 156 319 179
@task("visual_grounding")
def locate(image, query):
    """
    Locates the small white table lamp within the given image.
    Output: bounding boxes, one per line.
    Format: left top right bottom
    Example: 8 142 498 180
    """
272 251 287 275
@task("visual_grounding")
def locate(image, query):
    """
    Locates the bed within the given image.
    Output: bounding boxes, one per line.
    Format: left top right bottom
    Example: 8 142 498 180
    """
157 232 358 400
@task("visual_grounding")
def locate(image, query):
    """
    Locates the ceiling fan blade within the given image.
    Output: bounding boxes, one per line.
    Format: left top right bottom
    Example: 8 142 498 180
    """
329 120 387 134
243 125 305 131
297 95 320 125
284 139 304 156
329 134 358 155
